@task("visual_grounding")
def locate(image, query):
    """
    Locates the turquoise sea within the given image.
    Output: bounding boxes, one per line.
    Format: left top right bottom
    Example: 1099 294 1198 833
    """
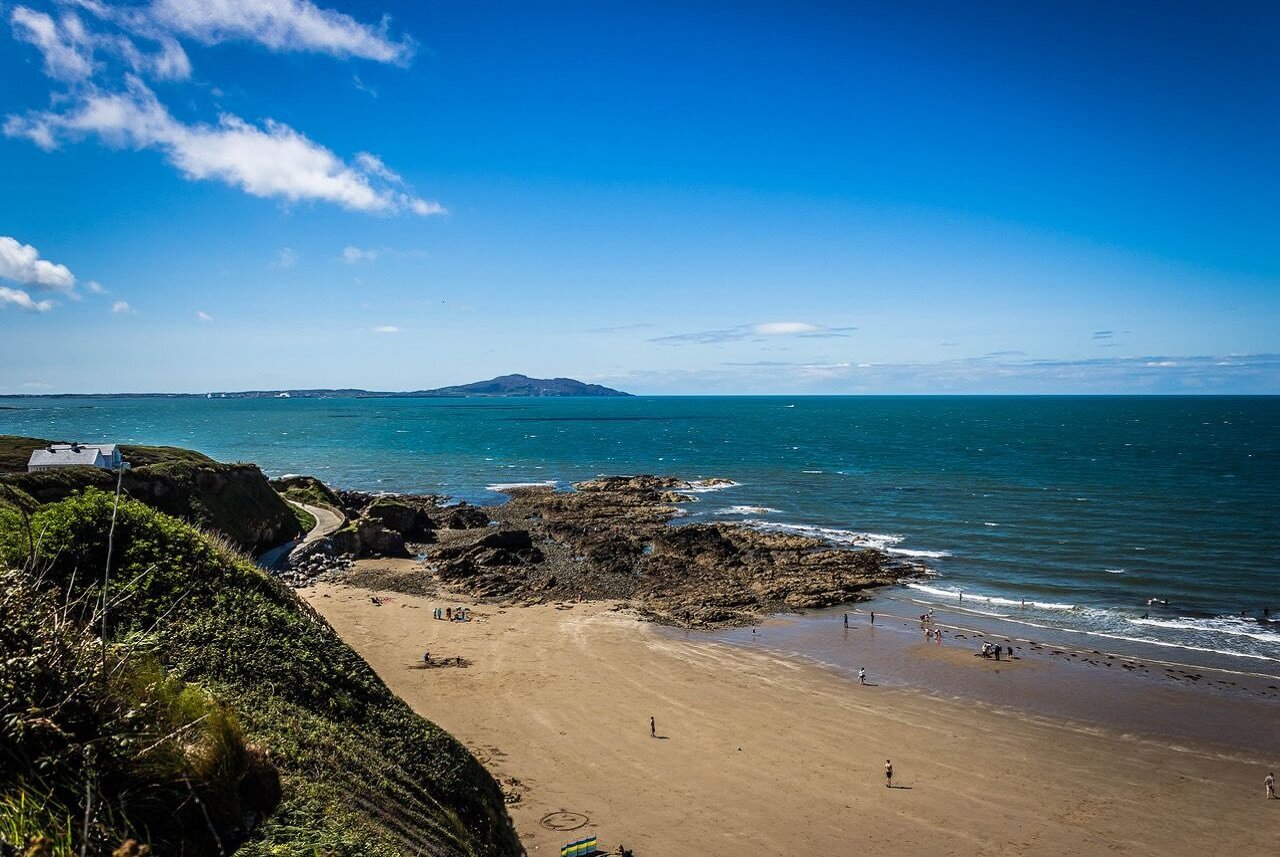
3 394 1277 669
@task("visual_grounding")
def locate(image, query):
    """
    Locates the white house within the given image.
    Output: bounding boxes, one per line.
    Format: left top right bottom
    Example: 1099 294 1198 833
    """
27 443 129 472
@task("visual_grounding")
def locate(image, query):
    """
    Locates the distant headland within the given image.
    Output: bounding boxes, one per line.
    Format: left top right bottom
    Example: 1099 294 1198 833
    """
2 374 632 399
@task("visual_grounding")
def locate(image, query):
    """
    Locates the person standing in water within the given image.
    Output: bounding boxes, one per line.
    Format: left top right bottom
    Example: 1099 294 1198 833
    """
844 613 849 628
870 611 875 625
885 759 893 788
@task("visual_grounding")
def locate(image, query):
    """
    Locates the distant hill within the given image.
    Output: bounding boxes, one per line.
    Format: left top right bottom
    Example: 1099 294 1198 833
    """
2 374 631 399
419 374 630 397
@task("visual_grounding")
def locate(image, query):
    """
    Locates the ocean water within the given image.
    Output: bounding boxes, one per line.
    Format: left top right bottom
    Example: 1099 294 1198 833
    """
3 395 1277 670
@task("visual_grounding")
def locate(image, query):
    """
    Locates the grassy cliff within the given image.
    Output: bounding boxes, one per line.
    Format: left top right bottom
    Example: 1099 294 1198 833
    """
0 437 301 554
0 491 521 856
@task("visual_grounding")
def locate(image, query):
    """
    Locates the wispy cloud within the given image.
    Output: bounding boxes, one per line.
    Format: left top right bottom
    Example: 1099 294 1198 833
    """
147 0 415 64
6 2 438 217
0 286 54 312
352 74 378 98
341 244 427 263
111 300 136 314
6 78 445 215
342 245 379 263
586 322 657 334
650 321 857 346
11 6 96 81
273 247 298 269
607 353 1280 394
373 324 399 334
196 309 212 322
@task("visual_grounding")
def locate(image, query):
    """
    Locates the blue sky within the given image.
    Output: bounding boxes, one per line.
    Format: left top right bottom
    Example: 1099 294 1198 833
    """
0 0 1276 394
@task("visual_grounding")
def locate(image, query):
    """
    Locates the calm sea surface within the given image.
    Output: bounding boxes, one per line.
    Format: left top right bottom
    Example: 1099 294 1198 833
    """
3 395 1277 669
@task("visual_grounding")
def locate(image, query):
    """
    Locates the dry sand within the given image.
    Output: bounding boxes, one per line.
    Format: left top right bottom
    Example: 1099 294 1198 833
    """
304 577 1275 856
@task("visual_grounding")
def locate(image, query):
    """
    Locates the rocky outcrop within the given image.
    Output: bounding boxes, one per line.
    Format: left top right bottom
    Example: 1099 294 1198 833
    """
413 476 911 626
273 472 911 626
314 492 492 559
439 504 493 529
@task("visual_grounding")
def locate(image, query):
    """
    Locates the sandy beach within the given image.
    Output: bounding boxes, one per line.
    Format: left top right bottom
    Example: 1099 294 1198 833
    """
304 572 1276 856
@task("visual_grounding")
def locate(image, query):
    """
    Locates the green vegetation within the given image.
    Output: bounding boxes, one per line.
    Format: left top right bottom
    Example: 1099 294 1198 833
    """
0 436 218 473
270 475 342 512
118 444 218 468
0 437 301 555
0 490 519 856
0 435 54 472
291 503 317 534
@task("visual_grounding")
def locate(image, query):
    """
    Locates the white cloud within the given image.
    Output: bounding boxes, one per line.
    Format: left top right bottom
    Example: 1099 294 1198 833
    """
5 79 446 215
342 245 378 263
21 380 54 389
373 324 399 333
147 0 414 64
11 5 194 84
0 236 77 293
85 280 107 294
751 321 821 336
0 287 54 312
114 32 192 81
274 246 298 268
196 309 212 321
354 151 400 183
409 197 447 216
650 321 857 346
10 6 96 82
111 300 135 313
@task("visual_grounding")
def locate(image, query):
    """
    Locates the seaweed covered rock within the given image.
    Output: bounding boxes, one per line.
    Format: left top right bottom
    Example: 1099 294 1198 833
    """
395 476 910 625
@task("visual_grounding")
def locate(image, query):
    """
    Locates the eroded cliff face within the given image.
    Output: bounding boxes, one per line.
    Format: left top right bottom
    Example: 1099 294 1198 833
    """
2 448 301 555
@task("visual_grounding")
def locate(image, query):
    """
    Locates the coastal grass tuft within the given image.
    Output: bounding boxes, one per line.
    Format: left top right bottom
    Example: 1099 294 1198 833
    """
0 489 519 856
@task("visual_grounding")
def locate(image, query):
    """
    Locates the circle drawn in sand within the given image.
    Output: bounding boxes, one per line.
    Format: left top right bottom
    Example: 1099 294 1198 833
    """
541 811 589 832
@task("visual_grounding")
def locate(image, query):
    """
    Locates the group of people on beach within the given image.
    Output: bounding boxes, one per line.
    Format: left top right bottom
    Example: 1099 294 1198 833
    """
918 610 944 644
434 606 471 622
978 641 1013 661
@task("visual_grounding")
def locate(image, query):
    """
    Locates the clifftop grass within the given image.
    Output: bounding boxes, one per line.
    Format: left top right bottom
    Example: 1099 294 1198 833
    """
0 491 520 856
0 436 300 555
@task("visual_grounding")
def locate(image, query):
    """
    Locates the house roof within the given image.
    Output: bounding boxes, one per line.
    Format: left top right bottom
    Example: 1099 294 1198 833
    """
47 443 118 455
29 447 107 467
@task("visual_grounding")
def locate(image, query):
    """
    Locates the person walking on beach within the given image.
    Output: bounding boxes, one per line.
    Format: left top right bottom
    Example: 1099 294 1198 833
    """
859 667 866 686
650 716 656 739
885 759 893 788
1266 772 1275 799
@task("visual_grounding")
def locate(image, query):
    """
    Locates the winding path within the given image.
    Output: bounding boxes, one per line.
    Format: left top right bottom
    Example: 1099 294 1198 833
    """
256 501 345 570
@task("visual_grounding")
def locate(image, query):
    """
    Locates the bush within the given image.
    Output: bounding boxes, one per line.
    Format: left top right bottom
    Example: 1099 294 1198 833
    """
0 491 520 856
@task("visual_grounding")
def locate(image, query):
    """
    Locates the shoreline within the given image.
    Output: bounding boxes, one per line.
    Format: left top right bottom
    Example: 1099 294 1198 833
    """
304 572 1278 856
688 597 1280 757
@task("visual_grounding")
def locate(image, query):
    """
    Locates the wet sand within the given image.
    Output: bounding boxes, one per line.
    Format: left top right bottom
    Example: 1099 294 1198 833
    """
304 577 1278 856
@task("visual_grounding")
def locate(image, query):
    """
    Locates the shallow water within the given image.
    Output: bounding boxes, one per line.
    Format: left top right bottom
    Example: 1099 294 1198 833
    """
3 394 1277 668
